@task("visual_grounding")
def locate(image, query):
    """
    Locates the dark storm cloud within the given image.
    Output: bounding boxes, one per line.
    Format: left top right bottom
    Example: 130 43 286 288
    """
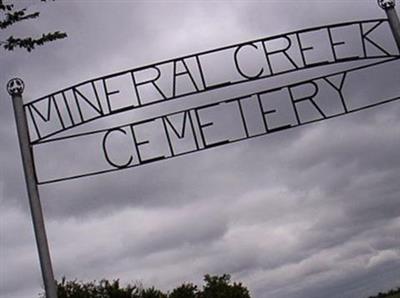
1 1 399 298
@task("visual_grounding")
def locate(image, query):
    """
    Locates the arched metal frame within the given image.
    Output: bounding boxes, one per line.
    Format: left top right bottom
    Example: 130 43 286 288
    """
24 19 399 144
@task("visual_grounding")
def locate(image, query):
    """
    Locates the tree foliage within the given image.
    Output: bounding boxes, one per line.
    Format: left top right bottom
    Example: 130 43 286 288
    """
0 0 66 52
201 274 250 298
39 274 252 298
38 276 400 298
368 287 400 298
169 283 198 298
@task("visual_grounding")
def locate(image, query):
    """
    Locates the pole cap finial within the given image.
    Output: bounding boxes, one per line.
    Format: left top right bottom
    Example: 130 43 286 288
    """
378 0 396 9
7 78 25 96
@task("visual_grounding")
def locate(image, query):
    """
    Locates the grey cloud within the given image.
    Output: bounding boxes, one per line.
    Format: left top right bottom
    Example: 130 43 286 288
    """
1 2 399 298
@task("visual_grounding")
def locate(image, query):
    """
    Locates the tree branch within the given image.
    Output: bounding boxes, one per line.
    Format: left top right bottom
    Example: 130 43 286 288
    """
0 3 14 12
0 9 40 29
3 31 67 51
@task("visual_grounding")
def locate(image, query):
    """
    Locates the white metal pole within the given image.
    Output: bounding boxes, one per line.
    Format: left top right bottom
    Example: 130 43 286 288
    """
7 78 58 298
378 0 400 52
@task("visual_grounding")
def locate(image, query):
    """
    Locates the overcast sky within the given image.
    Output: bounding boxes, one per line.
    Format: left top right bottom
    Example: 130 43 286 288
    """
1 1 400 298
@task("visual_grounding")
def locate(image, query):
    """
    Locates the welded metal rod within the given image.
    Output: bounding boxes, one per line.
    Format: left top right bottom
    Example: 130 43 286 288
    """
7 79 58 298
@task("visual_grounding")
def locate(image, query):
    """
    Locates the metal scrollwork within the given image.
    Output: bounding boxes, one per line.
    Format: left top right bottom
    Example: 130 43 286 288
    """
7 78 25 96
378 0 396 9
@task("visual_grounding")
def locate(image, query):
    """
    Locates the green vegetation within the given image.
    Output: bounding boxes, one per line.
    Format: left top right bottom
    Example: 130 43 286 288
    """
39 274 251 298
0 0 66 52
39 274 400 298
38 277 400 298
369 287 400 298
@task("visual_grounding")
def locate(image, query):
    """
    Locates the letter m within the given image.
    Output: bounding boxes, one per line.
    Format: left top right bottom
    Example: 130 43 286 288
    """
27 95 65 141
162 111 199 155
162 111 192 139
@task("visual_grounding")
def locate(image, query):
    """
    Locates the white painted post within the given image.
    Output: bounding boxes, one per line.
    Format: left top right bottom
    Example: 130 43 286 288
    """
378 0 400 52
7 78 58 298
